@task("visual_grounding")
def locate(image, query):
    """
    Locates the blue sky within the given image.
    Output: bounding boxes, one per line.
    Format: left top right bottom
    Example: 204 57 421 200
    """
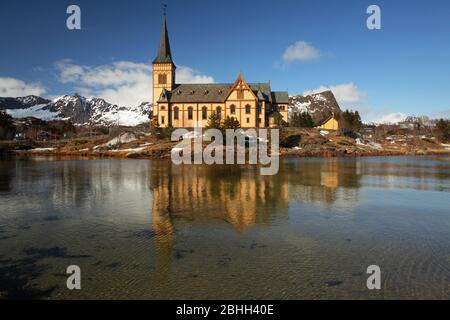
1 0 449 122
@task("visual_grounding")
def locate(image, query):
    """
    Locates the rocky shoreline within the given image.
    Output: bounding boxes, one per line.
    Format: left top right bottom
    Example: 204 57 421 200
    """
10 143 450 160
4 128 450 160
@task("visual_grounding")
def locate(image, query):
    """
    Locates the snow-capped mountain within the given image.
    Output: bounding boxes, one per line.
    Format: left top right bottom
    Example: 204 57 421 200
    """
1 90 339 127
0 94 152 126
289 90 342 123
0 95 51 110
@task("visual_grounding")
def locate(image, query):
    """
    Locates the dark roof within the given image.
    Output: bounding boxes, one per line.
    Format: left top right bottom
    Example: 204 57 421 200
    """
159 82 282 104
249 83 272 103
314 113 334 126
271 91 289 104
163 84 233 103
153 16 174 64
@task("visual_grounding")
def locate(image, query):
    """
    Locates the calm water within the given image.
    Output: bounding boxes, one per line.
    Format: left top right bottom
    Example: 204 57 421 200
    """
0 156 449 300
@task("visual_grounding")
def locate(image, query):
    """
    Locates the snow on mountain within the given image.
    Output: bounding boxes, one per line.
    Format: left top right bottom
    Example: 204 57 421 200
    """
0 94 152 126
5 104 62 121
0 95 51 110
3 91 338 127
289 90 342 123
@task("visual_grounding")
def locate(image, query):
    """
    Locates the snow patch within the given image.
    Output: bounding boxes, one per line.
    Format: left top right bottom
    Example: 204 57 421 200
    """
6 105 61 121
30 148 55 152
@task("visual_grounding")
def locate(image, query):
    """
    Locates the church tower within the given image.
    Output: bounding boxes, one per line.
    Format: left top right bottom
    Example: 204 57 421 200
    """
153 14 176 119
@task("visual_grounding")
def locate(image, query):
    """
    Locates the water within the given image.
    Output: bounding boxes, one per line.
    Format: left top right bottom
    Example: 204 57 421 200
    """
0 156 449 299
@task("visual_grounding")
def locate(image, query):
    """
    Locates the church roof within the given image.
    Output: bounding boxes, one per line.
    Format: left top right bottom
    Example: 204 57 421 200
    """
158 82 286 104
153 16 174 64
165 83 232 103
271 91 289 104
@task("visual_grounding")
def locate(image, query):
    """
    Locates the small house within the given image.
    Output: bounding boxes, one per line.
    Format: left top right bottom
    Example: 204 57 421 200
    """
314 114 340 131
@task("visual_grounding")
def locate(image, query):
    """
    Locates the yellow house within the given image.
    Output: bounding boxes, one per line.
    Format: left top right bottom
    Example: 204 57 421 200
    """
152 15 289 128
315 114 340 131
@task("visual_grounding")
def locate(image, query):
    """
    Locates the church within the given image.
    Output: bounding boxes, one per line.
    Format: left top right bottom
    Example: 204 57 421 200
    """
152 15 289 128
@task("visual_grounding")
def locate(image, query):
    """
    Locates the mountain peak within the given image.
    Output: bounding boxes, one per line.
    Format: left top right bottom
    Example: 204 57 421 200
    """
289 90 342 124
1 94 152 126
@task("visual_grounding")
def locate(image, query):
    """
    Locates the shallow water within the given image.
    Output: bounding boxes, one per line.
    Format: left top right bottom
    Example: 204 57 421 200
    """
0 156 449 299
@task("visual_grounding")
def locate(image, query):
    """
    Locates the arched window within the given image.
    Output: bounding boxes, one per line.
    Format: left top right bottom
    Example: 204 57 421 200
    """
188 107 193 120
173 107 179 120
202 106 208 120
158 74 167 84
230 105 236 115
245 104 251 114
216 107 222 120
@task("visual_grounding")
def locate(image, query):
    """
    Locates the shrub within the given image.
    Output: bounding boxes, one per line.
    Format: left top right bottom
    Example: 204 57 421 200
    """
280 134 302 148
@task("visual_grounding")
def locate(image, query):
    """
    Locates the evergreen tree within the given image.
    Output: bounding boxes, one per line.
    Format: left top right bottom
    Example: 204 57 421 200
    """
205 112 222 130
222 116 240 130
435 119 450 142
0 110 15 140
273 113 286 128
342 110 362 132
290 111 314 128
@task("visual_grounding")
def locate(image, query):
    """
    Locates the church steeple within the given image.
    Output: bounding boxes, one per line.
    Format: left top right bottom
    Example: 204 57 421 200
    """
152 13 176 126
153 15 174 64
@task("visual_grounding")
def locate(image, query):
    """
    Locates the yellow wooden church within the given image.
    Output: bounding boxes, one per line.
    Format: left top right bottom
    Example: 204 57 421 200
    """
151 15 289 128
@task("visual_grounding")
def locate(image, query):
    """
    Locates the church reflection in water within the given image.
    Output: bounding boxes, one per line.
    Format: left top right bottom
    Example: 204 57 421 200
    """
147 159 366 294
149 162 290 237
149 159 363 241
148 162 291 292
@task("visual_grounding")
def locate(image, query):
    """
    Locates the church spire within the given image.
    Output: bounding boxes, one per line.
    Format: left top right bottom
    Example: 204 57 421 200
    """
153 14 174 64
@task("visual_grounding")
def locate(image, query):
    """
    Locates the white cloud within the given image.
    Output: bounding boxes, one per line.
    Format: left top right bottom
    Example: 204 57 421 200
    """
282 41 320 62
55 60 214 106
176 66 214 84
303 83 363 105
376 112 407 124
0 77 46 97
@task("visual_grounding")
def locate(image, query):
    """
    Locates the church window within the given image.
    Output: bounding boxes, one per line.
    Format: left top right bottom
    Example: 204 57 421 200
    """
230 105 236 114
188 107 193 120
202 107 208 120
174 107 179 120
216 107 222 120
245 104 251 114
158 74 167 84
